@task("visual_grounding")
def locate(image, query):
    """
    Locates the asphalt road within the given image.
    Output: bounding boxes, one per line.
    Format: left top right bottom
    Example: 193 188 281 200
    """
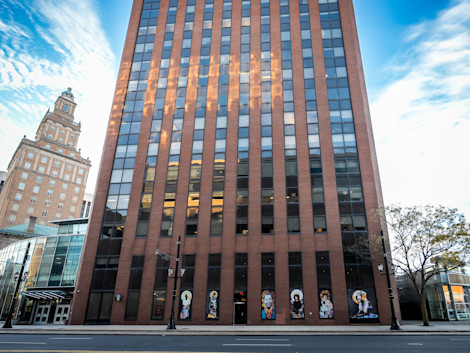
0 334 470 353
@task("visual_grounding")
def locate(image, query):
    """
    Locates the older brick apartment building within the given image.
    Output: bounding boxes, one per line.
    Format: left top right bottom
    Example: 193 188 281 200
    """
71 0 399 326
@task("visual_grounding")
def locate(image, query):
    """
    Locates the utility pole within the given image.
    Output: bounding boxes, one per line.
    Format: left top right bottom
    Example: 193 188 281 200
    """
3 242 30 328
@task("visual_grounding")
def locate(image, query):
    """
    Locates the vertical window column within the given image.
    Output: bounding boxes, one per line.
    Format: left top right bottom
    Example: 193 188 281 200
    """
261 253 275 320
205 253 221 320
87 0 161 324
160 1 182 237
318 0 377 322
151 257 170 320
211 1 231 236
298 0 327 233
279 0 299 233
316 251 334 319
260 0 274 234
183 0 208 236
236 0 250 235
179 254 195 320
124 255 144 321
288 252 304 319
234 253 248 305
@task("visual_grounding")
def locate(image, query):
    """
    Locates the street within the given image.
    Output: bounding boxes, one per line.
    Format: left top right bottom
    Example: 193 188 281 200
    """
0 334 470 353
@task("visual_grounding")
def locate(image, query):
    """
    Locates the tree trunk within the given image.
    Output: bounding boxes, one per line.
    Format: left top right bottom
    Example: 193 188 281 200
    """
419 293 430 326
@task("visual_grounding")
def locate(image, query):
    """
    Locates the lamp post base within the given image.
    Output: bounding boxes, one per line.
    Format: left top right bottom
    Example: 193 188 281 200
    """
390 318 400 330
167 314 176 330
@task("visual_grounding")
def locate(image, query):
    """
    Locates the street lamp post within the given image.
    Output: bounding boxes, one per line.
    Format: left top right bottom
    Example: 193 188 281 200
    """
3 242 30 329
380 229 400 330
155 236 182 330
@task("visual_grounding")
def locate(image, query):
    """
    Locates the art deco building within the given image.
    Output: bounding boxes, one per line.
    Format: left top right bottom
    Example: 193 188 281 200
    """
0 89 91 229
71 0 398 326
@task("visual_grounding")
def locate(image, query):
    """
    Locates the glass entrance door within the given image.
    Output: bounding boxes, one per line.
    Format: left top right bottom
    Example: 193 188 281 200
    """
53 304 70 324
233 302 247 325
34 305 51 325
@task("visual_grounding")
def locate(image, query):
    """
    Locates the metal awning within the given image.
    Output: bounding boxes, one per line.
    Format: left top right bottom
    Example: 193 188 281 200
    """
19 290 72 300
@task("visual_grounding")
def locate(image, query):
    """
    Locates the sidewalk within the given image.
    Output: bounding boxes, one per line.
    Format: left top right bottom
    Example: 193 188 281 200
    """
1 321 470 336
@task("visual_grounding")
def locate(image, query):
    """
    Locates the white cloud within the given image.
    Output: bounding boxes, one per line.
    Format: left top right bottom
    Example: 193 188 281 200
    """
371 0 470 218
0 0 117 194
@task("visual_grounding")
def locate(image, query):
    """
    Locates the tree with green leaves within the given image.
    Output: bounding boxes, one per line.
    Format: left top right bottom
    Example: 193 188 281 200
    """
381 205 470 326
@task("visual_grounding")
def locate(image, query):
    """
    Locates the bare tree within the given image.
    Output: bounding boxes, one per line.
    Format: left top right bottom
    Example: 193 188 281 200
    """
381 205 470 326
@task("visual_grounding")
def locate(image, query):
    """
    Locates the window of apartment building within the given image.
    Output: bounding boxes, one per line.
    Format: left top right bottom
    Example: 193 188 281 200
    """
21 172 28 180
74 187 79 193
30 197 37 204
54 161 60 167
125 255 145 321
50 180 55 187
36 176 42 183
45 144 50 149
47 189 53 196
72 196 78 203
50 126 55 131
70 205 76 212
62 183 68 190
60 193 66 200
52 170 58 177
152 257 170 320
70 152 75 158
15 193 22 200
8 214 16 223
78 168 84 175
27 207 34 215
206 254 221 320
41 156 47 163
24 162 31 169
55 213 61 219
18 182 25 190
67 165 72 171
316 252 333 319
65 174 70 181
59 138 63 143
38 166 45 173
58 149 63 154
33 186 40 194
11 203 19 211
58 203 63 210
76 177 82 184
48 134 53 139
27 152 34 159
41 210 48 217
45 200 50 207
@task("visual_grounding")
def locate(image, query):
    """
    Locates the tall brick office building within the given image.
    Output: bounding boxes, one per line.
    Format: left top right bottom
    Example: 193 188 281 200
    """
71 0 399 326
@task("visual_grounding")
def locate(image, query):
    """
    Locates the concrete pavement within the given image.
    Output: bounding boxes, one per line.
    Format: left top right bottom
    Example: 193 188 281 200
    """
1 320 470 335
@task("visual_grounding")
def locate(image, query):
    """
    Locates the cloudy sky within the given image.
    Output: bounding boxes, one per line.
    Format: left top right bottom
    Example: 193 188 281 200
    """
1 0 469 218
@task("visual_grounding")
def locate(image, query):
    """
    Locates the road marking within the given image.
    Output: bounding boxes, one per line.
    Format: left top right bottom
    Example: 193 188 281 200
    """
0 351 232 353
49 337 92 340
407 343 423 346
224 343 293 347
450 339 470 341
235 338 290 341
0 342 46 345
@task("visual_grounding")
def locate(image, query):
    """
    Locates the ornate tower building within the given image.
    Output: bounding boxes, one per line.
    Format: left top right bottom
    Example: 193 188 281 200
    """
0 89 91 229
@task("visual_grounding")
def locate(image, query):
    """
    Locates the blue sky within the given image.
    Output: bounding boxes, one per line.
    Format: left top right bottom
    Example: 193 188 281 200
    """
1 0 469 218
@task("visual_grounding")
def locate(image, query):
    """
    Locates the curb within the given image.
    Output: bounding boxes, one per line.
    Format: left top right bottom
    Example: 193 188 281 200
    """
2 329 470 336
